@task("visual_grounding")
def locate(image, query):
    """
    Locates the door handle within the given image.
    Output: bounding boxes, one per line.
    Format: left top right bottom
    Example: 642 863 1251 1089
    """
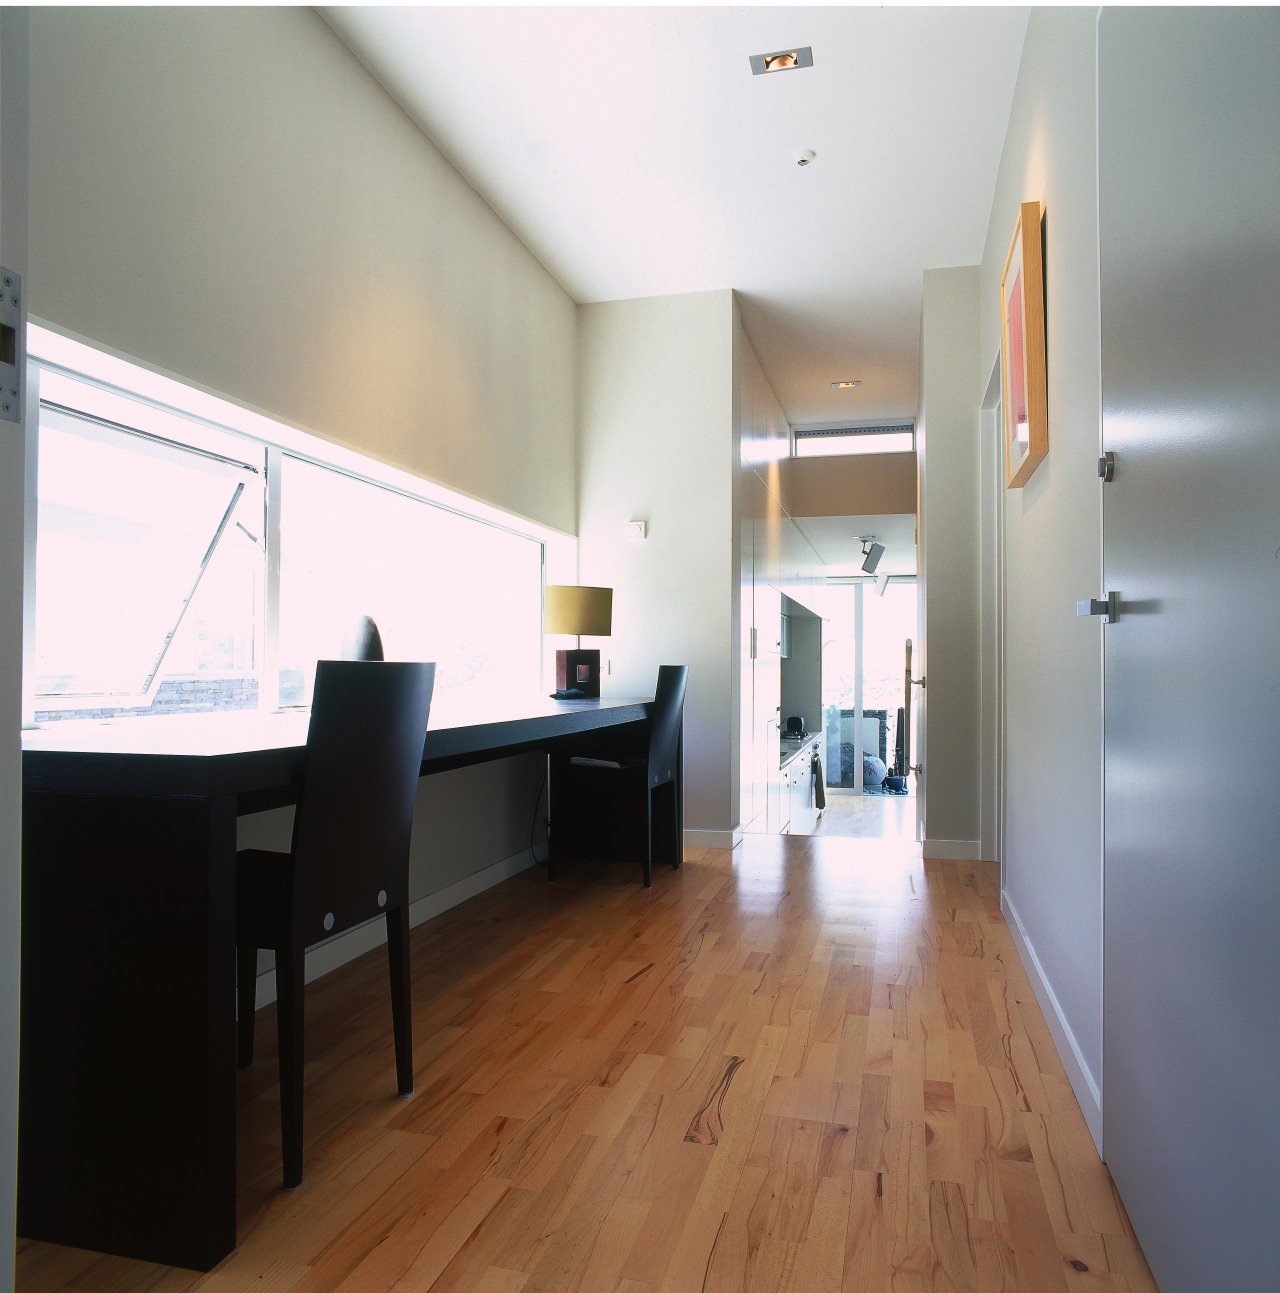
1077 591 1119 624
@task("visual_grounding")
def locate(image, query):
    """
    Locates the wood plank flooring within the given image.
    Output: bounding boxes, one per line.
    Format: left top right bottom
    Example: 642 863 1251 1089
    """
16 835 1157 1292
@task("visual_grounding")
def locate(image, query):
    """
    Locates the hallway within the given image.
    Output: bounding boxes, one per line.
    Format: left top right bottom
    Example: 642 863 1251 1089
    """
18 835 1155 1291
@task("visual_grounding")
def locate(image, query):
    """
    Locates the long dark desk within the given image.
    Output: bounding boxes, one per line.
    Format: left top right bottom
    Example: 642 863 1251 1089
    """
18 696 651 1271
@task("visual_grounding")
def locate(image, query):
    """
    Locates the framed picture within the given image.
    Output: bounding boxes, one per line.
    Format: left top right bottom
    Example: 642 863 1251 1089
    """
1000 199 1048 487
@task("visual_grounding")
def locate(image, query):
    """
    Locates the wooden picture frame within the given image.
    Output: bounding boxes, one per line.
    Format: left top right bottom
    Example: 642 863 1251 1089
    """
1000 199 1048 487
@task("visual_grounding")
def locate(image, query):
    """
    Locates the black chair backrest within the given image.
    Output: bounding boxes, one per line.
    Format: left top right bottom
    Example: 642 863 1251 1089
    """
647 665 688 788
290 660 435 944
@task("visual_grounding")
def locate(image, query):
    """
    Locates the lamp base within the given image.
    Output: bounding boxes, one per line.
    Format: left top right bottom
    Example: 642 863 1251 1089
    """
553 649 601 699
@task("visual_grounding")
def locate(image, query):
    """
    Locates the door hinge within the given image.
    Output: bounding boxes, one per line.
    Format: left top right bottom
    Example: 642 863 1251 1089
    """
1099 451 1115 483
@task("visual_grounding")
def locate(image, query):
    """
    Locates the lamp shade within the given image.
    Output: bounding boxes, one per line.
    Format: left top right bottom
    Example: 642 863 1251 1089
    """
544 585 612 637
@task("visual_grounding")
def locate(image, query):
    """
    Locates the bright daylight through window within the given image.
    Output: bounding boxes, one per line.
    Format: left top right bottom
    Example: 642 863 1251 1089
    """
34 372 264 716
793 424 915 458
278 456 542 709
29 338 546 721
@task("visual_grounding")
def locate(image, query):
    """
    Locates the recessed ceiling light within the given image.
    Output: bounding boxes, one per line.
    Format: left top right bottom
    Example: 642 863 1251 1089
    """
750 46 814 76
831 380 862 389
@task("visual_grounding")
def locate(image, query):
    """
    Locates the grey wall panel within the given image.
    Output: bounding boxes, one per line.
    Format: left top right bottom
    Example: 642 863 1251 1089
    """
1099 9 1280 1291
0 10 27 1287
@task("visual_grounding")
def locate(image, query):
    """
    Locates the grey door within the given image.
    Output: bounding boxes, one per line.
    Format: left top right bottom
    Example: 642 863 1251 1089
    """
1099 10 1280 1292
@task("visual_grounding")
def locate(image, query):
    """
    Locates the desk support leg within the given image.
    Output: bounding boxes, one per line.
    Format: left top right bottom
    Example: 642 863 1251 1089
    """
18 791 238 1270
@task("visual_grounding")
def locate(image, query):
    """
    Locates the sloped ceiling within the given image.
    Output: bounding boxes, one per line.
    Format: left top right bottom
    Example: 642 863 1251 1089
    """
321 5 1028 432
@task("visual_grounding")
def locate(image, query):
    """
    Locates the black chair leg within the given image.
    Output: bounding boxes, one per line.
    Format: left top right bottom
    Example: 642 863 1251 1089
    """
662 782 681 870
237 944 258 1068
386 907 414 1097
276 943 305 1190
643 789 653 887
674 745 684 870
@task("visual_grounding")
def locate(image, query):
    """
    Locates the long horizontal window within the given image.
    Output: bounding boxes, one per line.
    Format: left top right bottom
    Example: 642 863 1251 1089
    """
793 424 915 458
28 331 549 722
34 373 265 715
278 456 541 708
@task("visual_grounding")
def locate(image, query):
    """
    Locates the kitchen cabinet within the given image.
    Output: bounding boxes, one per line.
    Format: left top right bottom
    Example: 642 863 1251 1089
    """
780 734 819 835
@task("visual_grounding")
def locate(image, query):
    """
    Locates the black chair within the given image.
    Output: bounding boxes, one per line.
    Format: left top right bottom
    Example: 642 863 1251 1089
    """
236 659 435 1189
550 664 688 887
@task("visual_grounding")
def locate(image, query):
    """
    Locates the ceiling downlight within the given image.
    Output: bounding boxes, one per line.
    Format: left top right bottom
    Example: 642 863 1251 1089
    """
749 46 814 76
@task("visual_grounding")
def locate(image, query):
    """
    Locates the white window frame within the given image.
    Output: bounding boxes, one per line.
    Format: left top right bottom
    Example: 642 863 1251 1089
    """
33 393 265 709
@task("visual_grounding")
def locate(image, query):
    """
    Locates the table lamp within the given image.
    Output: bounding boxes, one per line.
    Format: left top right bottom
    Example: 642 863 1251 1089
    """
545 584 612 698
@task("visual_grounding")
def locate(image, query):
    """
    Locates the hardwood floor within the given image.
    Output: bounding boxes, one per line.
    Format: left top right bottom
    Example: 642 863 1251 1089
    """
17 836 1157 1292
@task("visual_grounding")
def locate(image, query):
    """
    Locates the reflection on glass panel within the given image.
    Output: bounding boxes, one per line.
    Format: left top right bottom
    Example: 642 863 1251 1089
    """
278 456 542 707
35 408 262 706
821 579 917 786
862 581 918 743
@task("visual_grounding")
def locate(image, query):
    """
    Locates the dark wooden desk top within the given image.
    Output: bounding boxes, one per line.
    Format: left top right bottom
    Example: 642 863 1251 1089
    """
21 694 652 800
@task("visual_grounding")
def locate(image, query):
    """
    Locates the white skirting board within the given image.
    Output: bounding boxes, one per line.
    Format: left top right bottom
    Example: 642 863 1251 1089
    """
252 847 540 1010
921 838 983 861
1002 890 1104 1152
686 826 742 850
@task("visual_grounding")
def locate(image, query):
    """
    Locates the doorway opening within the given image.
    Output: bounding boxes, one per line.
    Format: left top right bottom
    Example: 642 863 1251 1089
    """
814 575 918 840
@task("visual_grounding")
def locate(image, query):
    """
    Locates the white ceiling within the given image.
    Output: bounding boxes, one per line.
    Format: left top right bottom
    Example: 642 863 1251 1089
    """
321 5 1029 432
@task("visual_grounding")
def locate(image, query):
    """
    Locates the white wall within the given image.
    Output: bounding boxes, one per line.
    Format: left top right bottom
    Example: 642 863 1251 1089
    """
577 290 739 842
0 10 25 1287
978 6 1104 1143
917 265 983 858
27 7 577 534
